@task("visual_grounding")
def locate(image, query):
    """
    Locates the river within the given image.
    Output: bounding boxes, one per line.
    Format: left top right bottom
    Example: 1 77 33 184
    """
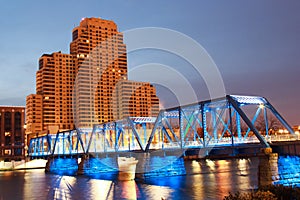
0 158 259 200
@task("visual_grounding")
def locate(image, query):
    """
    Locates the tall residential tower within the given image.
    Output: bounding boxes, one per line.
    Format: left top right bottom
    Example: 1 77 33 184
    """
26 17 159 139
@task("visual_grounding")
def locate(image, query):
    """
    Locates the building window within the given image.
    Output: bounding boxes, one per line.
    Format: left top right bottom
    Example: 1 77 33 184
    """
15 112 22 130
4 112 11 132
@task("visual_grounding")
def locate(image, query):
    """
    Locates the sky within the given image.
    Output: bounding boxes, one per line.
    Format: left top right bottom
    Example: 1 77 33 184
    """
0 1 299 125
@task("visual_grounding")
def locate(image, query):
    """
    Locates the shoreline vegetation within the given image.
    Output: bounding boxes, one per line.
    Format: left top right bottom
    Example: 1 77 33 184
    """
224 185 300 200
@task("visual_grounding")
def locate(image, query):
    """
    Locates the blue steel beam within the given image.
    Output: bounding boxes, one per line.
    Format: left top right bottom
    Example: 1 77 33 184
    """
127 117 145 151
264 107 269 136
115 122 119 151
244 107 262 139
51 132 60 156
86 125 97 154
28 139 33 156
236 111 242 139
145 110 164 151
46 134 52 154
212 109 217 140
142 123 147 144
76 128 86 154
201 104 207 147
116 125 125 151
182 110 202 144
161 126 174 143
179 107 184 149
228 105 234 146
63 132 65 155
215 110 232 142
164 118 180 143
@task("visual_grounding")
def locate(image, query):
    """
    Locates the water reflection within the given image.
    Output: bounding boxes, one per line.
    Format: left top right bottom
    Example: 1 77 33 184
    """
0 158 260 199
89 179 114 200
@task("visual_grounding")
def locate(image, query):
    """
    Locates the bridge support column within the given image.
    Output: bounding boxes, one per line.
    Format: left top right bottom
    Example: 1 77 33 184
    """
77 155 87 175
258 148 279 187
45 156 53 173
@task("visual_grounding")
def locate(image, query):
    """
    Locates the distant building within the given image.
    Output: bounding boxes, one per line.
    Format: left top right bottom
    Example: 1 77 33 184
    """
0 106 25 161
114 80 159 120
26 17 159 137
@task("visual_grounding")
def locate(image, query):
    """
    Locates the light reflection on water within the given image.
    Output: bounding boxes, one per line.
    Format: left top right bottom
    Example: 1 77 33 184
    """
0 158 259 200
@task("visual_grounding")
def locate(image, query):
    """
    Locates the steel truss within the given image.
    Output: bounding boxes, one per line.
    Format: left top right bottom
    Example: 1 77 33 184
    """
28 95 295 157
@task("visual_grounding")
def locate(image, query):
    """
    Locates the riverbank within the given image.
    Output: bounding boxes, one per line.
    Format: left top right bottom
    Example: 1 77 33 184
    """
0 159 46 171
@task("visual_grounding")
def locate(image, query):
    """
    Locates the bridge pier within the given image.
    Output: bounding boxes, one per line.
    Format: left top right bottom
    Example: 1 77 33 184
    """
45 156 53 173
77 155 87 175
258 148 279 187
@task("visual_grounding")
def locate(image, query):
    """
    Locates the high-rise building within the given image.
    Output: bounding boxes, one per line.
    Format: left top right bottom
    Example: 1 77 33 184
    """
26 17 159 137
0 106 25 161
70 18 128 127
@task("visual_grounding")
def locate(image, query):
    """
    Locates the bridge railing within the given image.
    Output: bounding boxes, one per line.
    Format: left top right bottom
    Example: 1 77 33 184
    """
267 134 300 142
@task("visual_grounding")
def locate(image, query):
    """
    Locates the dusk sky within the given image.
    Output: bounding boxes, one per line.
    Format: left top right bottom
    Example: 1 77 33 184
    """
0 1 299 125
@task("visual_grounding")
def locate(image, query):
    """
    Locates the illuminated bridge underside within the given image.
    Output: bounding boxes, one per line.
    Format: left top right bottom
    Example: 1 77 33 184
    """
28 95 295 157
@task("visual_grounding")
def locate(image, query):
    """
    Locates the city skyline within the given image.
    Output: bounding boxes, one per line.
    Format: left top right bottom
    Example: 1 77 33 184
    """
0 1 300 125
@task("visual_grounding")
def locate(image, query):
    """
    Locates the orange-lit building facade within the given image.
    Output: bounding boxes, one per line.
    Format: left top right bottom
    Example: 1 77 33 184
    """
0 106 25 161
114 80 160 120
71 17 128 127
26 17 159 136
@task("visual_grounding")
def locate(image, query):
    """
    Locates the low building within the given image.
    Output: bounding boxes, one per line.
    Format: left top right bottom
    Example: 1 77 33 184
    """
0 106 25 161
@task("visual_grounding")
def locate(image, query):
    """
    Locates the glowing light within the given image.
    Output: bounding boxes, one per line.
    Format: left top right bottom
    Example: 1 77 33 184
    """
131 117 156 123
259 104 265 109
230 95 267 104
44 96 49 100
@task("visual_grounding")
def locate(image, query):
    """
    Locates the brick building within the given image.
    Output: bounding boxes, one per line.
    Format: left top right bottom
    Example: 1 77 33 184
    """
0 106 25 161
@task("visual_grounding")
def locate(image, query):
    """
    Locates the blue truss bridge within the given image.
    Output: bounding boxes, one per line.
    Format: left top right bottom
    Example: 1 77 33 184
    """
27 95 299 179
28 95 296 158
